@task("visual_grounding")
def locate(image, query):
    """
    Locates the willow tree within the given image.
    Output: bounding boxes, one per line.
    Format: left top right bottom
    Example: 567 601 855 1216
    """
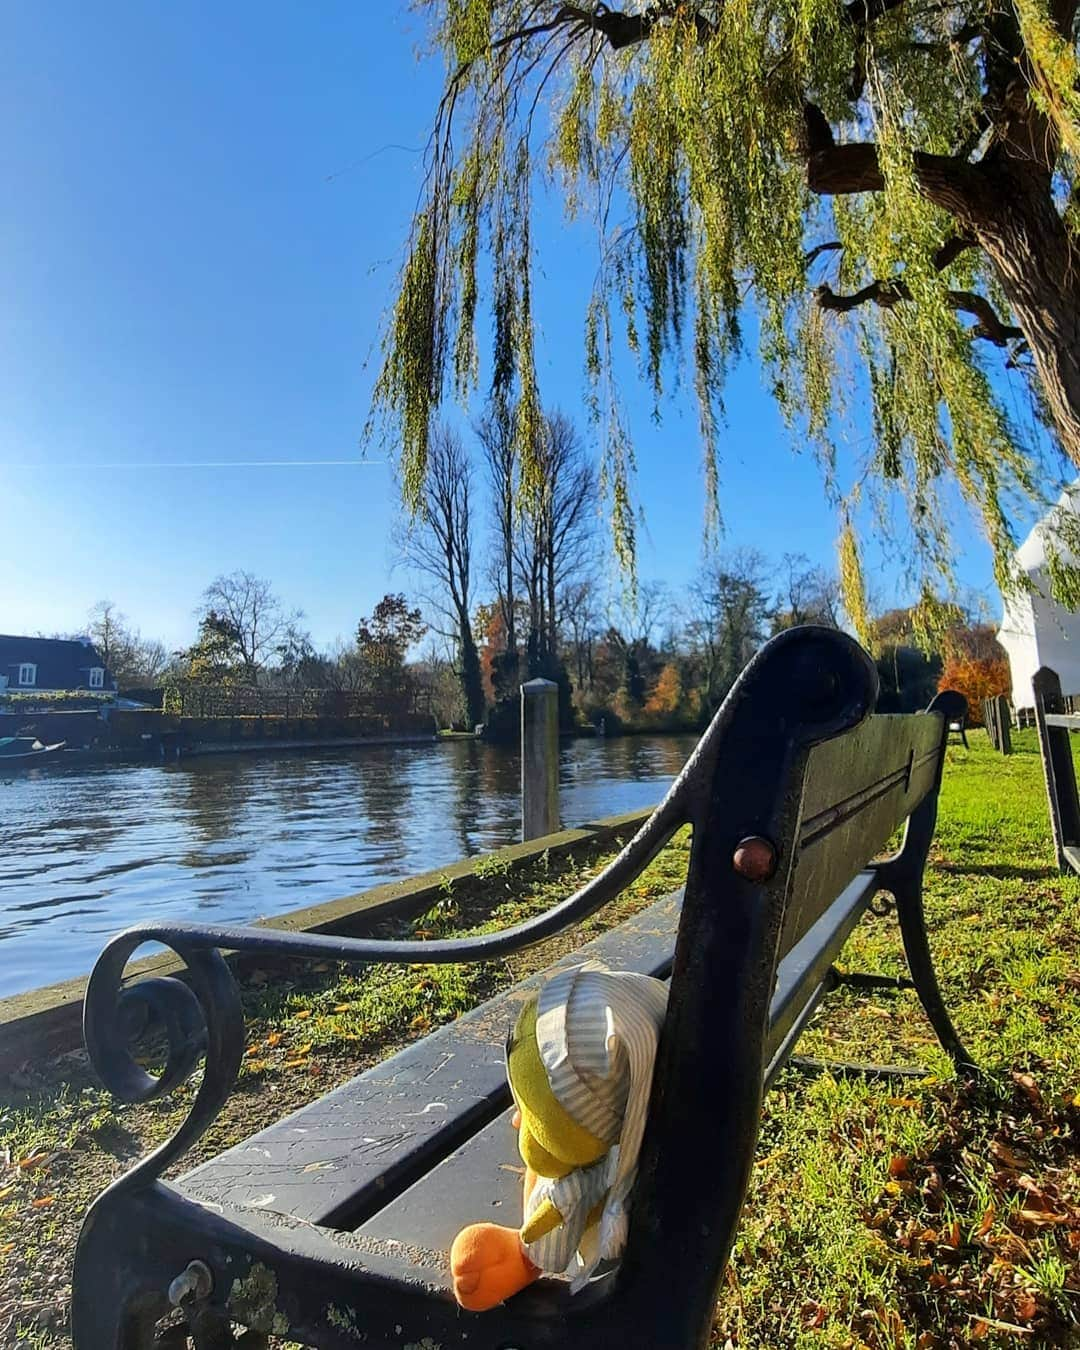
373 0 1080 633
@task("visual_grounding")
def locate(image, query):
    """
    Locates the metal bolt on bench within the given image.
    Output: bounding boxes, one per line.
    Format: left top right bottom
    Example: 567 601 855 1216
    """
70 627 974 1350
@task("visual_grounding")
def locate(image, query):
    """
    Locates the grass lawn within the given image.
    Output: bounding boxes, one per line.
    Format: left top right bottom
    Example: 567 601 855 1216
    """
1 728 1079 1348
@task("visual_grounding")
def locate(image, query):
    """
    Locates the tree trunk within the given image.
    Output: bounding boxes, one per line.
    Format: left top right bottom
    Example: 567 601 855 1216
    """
457 613 486 729
975 170 1080 465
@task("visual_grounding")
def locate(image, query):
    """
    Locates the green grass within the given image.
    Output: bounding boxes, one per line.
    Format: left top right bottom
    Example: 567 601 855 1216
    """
715 729 1080 1348
1 729 1079 1347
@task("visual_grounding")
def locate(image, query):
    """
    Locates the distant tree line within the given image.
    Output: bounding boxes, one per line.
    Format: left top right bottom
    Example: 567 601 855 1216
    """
73 406 1006 731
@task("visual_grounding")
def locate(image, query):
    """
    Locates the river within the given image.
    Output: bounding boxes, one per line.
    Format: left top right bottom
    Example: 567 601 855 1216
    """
0 734 696 998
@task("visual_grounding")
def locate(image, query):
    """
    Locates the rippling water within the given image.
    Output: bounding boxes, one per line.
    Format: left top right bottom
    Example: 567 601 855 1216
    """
0 734 695 997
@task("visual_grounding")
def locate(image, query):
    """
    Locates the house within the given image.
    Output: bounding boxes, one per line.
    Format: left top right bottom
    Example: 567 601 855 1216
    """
0 635 118 695
998 480 1080 706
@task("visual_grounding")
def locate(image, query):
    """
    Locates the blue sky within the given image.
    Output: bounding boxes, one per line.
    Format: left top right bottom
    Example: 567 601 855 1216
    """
0 2 1048 650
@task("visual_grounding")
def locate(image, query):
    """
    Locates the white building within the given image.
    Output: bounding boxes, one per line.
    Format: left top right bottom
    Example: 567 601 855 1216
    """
998 482 1080 706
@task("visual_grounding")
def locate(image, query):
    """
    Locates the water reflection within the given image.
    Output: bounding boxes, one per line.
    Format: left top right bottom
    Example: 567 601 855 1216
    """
0 734 694 996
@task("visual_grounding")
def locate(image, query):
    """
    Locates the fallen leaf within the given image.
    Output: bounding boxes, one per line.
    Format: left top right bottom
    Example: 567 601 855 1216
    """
293 1009 312 1021
265 1032 282 1048
1012 1071 1043 1107
885 1179 916 1196
17 1152 47 1172
31 1195 56 1209
1017 1207 1070 1226
989 1139 1027 1169
1014 1291 1038 1321
293 1043 312 1056
245 1046 261 1057
888 1155 911 1179
976 1205 996 1238
282 1058 308 1069
332 1004 353 1013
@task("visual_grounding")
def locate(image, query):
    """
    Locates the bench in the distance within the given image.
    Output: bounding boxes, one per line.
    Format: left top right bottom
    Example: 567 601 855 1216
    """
70 626 972 1350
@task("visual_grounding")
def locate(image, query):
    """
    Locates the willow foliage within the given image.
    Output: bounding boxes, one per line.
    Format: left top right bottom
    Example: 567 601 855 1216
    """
372 0 1080 638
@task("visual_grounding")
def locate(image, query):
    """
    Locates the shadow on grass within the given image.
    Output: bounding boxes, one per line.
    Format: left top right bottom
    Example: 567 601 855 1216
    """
935 862 1058 882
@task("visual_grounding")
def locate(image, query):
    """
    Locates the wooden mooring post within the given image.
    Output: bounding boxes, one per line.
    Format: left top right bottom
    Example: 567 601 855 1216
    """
1033 666 1080 875
521 678 559 841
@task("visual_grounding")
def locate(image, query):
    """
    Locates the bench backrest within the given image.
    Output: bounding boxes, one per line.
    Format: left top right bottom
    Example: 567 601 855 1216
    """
781 707 946 955
613 625 961 1346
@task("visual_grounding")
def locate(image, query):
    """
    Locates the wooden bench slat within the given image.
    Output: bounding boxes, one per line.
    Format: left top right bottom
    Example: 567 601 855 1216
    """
780 714 942 954
179 893 682 1228
350 871 881 1289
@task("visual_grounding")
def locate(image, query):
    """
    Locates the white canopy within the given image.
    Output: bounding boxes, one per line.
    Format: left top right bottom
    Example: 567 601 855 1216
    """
999 482 1080 706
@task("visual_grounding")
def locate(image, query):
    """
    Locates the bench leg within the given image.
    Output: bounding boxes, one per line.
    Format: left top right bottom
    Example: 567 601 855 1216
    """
71 1189 174 1350
894 876 975 1073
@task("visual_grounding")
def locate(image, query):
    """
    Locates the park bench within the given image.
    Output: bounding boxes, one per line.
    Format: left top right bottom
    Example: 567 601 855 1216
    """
71 626 973 1350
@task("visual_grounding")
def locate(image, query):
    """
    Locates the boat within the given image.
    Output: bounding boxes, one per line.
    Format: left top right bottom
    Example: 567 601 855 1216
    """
0 736 67 763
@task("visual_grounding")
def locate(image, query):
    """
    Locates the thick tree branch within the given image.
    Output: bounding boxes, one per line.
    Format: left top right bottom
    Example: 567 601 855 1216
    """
801 103 993 222
815 280 1025 345
933 234 978 270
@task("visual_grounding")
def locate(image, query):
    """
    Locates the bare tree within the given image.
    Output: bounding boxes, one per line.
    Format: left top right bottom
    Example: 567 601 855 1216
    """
477 403 518 662
514 411 597 673
198 572 301 683
398 425 485 728
86 601 135 680
687 551 772 712
770 554 842 632
560 580 601 693
86 601 170 687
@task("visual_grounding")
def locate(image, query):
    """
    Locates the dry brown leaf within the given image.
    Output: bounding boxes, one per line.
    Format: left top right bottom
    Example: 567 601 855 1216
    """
1017 1207 1070 1226
888 1155 911 1179
989 1140 1027 1169
976 1205 996 1238
265 1032 282 1047
1012 1071 1043 1107
293 1009 312 1021
30 1195 56 1209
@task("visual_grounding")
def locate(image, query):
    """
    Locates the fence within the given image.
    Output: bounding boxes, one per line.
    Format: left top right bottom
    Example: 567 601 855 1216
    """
982 694 1012 755
163 685 424 720
1032 666 1080 876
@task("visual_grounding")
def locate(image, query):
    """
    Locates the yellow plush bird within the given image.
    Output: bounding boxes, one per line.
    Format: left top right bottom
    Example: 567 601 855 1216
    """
449 962 668 1311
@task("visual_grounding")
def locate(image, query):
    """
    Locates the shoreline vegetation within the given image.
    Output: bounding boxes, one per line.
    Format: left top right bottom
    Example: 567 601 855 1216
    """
2 730 1079 1346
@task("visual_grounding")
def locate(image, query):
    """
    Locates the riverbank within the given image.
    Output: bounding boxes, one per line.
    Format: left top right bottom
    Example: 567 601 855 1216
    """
3 731 1079 1347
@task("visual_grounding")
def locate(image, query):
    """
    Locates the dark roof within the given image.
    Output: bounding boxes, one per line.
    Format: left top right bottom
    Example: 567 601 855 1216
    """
0 635 117 692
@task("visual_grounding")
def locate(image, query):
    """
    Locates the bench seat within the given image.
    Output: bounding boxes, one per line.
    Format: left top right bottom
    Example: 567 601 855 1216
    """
180 892 682 1230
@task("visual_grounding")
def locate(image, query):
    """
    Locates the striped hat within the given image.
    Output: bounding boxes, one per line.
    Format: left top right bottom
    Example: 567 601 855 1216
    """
508 961 668 1289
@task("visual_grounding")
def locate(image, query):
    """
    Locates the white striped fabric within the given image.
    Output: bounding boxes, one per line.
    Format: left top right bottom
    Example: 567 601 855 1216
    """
525 963 668 1288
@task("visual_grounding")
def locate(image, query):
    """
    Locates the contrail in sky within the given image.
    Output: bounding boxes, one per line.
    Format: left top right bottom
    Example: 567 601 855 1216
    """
0 459 387 470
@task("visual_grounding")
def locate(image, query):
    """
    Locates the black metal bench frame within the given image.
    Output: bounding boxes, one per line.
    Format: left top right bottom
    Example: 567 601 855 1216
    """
71 627 973 1350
